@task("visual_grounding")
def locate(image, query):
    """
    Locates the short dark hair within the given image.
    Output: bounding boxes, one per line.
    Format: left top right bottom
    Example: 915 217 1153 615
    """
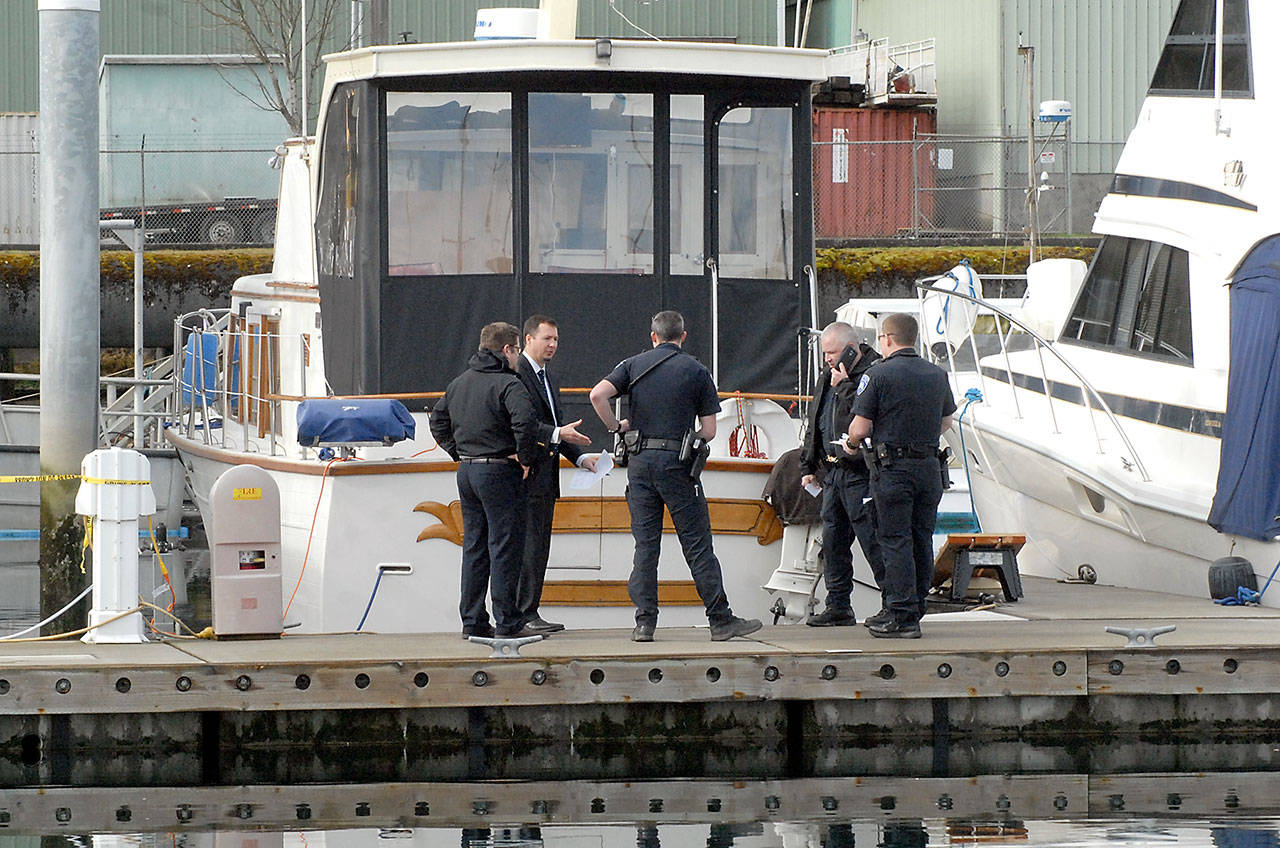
651 310 685 342
522 314 557 338
479 322 520 352
881 313 918 346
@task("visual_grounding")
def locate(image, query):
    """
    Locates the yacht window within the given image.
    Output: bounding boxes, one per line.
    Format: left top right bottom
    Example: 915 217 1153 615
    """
670 94 704 275
316 85 360 278
528 92 654 274
385 92 513 276
1149 0 1251 96
1062 235 1194 362
717 107 792 279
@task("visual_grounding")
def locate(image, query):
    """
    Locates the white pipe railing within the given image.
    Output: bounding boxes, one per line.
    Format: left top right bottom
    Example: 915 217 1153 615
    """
916 280 1150 482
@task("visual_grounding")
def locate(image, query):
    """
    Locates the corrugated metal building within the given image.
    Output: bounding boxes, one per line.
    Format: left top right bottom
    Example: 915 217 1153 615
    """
851 0 1180 172
0 0 781 113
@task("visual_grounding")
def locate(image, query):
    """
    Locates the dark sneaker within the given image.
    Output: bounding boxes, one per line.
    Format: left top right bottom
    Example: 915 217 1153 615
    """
524 616 566 634
632 622 656 642
863 608 892 628
868 619 922 639
710 616 763 641
461 624 495 640
807 607 857 627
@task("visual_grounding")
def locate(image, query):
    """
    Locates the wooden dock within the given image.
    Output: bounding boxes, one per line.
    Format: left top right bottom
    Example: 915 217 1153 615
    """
2 576 1279 784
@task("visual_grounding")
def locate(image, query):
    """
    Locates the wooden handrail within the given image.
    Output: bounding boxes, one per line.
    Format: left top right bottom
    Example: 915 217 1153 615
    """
266 389 814 404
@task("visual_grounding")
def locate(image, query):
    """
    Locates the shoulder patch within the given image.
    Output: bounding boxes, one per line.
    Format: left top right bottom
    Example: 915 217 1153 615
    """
856 374 870 396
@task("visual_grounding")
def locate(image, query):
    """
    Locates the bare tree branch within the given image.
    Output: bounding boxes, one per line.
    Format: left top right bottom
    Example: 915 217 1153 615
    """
197 0 351 136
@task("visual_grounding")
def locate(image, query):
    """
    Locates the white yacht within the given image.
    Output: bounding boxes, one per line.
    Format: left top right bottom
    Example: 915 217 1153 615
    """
164 19 849 634
914 0 1280 603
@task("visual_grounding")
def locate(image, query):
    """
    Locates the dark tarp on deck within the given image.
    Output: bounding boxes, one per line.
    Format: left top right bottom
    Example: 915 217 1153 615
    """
1209 234 1280 541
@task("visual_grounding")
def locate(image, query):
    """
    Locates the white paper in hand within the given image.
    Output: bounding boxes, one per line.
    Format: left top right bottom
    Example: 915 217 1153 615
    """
570 451 614 490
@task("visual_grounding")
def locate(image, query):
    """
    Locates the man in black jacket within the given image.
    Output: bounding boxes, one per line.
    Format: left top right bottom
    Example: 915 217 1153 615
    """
799 321 885 626
430 322 541 639
516 315 595 635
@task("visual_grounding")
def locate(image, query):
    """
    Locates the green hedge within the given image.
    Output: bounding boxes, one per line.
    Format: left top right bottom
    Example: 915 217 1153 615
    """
0 248 275 309
816 245 1096 289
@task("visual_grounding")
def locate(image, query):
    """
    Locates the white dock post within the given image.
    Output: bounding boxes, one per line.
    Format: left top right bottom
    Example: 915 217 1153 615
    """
75 447 155 643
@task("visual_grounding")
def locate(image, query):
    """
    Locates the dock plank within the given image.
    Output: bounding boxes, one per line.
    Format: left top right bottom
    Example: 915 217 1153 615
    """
0 577 1275 716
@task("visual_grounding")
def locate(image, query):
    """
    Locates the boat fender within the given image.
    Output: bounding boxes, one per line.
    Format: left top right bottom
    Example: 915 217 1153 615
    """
920 259 982 354
1208 555 1257 601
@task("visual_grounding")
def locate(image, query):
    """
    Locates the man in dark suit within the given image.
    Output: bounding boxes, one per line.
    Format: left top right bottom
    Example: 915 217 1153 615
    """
517 315 595 634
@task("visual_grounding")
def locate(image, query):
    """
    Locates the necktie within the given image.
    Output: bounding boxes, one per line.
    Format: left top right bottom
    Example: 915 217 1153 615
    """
538 369 557 426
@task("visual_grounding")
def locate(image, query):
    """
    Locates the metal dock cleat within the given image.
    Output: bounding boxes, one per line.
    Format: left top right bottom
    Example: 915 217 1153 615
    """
469 634 544 658
1105 625 1176 648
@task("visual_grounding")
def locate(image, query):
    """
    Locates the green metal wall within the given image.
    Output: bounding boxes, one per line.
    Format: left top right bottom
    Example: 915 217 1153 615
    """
855 0 1178 170
2 0 779 112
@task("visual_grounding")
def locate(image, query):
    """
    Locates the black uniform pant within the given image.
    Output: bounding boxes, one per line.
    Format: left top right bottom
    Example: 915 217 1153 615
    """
457 462 526 636
625 449 732 626
820 464 885 611
870 457 942 627
517 492 556 623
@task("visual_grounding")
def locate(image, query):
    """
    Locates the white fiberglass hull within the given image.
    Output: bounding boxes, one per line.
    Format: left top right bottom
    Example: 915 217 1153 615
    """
171 430 818 634
950 386 1279 605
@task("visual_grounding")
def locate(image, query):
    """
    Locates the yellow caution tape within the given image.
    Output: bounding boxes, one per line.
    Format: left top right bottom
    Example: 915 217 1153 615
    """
0 473 82 483
81 515 93 575
0 474 150 485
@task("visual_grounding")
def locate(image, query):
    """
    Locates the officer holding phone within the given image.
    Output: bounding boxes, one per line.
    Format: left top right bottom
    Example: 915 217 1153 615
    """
799 321 884 626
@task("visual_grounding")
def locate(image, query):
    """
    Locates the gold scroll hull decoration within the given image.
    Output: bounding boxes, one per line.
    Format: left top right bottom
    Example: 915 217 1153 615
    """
414 496 783 547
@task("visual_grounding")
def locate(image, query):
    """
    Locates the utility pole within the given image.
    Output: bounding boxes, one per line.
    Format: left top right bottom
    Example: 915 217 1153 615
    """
1018 42 1037 263
368 0 389 45
38 0 101 630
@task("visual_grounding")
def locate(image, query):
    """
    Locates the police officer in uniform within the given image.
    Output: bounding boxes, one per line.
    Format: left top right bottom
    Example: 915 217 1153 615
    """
847 313 956 638
430 322 541 639
799 321 885 626
589 310 763 642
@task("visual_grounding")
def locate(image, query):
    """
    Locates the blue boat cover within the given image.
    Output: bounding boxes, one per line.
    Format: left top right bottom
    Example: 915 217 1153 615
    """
181 332 219 407
296 398 416 446
1209 235 1280 541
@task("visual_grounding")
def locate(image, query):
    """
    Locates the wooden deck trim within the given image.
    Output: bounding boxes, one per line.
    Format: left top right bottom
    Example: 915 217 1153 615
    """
541 579 702 606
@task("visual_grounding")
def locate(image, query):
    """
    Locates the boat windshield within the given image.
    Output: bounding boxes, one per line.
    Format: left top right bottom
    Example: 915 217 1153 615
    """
381 89 794 281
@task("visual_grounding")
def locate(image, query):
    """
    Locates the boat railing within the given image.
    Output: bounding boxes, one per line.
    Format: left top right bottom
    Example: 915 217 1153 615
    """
171 308 295 456
917 280 1151 483
0 364 175 450
168 309 809 456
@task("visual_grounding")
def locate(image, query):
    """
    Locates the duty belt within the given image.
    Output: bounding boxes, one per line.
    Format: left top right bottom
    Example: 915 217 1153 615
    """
640 437 682 452
877 444 935 459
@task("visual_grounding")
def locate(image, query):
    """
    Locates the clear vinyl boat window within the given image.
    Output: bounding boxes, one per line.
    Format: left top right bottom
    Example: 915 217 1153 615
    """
316 85 360 279
385 92 514 276
717 106 792 280
528 92 654 274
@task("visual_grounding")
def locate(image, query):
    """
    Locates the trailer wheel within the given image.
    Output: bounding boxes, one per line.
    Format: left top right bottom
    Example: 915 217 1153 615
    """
203 214 242 244
253 212 276 243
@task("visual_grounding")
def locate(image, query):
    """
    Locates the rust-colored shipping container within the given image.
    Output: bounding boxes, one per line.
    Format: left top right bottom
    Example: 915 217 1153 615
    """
812 106 937 239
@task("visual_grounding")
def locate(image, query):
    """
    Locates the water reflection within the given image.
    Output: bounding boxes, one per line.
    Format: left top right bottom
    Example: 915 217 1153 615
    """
5 774 1280 842
9 813 1280 848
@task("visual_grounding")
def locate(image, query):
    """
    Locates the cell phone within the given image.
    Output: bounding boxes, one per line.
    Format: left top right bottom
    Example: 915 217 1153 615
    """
837 343 859 373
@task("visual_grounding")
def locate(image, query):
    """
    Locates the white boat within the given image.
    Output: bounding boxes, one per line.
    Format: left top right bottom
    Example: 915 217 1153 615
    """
163 20 889 634
848 0 1280 604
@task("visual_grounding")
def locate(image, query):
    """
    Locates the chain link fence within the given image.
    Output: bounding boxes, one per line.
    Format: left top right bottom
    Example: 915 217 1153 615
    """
0 143 279 247
4 132 1126 247
813 134 1126 240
